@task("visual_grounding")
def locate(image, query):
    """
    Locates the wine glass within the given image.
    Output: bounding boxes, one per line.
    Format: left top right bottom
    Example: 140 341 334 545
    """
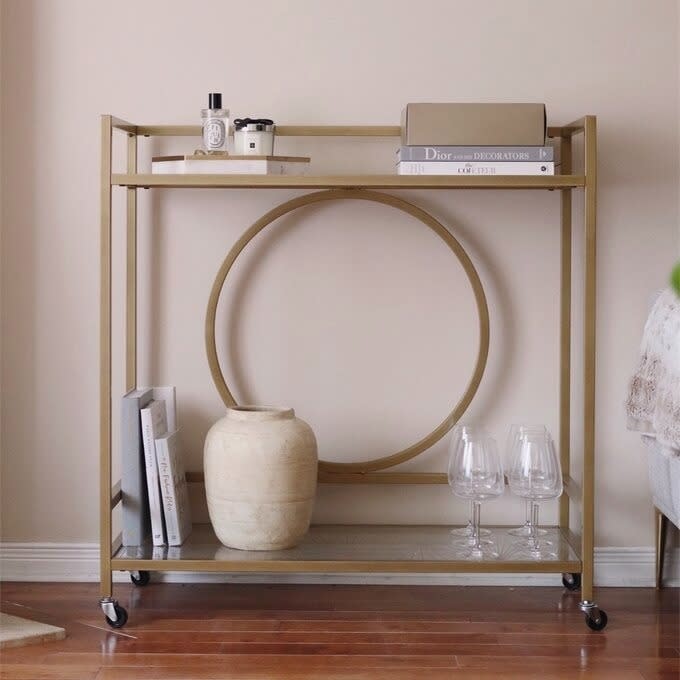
449 426 504 559
448 424 490 538
508 429 563 559
506 424 548 537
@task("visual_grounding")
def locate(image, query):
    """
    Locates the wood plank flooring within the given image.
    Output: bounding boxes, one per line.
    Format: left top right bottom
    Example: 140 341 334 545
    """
0 582 677 679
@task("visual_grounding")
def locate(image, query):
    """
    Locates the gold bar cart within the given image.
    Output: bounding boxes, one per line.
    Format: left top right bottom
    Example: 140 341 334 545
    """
99 115 606 630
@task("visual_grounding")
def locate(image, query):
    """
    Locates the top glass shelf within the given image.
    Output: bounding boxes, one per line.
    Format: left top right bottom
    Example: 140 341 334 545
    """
111 174 585 190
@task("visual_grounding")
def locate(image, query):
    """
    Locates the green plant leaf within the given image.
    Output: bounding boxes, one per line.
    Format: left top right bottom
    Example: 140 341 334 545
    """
671 261 680 296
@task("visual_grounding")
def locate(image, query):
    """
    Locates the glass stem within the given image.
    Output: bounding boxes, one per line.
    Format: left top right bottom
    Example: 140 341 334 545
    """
473 501 482 551
531 501 540 551
524 499 532 527
468 500 474 532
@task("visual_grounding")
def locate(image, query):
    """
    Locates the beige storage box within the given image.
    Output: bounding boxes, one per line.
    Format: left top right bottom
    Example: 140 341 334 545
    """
401 103 547 146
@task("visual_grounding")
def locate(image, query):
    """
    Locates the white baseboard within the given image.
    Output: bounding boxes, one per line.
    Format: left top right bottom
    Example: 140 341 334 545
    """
0 543 101 583
1 543 678 587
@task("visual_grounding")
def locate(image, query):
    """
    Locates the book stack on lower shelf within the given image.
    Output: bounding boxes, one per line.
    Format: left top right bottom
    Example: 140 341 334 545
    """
121 386 192 549
397 145 555 176
397 102 555 176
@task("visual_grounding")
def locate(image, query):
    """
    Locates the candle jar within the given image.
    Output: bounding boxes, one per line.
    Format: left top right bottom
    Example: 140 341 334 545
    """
233 118 275 155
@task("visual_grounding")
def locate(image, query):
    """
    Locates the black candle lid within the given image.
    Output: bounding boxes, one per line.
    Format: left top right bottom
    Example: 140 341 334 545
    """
208 93 222 109
233 118 274 130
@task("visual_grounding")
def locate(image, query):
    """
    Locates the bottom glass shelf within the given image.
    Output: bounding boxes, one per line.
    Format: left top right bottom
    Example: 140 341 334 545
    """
112 524 581 574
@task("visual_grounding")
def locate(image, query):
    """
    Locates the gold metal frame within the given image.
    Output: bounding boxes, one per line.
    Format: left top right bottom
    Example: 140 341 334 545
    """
112 557 582 574
114 174 584 190
204 189 490 475
100 117 596 600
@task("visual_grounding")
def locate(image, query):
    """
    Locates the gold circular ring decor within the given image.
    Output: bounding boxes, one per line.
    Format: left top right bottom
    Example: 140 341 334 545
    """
205 189 490 474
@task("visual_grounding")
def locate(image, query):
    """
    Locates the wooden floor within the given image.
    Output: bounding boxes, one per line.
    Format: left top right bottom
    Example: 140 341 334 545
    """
0 582 678 679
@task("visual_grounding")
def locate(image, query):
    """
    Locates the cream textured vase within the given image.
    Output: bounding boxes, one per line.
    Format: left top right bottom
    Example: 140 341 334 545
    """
204 406 318 550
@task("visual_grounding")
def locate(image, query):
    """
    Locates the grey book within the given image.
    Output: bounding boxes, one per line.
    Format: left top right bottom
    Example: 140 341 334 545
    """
121 388 153 546
397 145 554 162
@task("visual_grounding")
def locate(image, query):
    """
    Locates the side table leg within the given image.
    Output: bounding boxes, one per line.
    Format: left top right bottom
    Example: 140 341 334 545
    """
655 507 668 589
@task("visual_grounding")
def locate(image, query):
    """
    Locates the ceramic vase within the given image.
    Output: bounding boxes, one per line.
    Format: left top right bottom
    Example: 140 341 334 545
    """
204 406 318 550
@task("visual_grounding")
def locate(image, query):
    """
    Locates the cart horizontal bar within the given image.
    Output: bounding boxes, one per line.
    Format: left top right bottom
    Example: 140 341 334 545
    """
185 470 585 495
112 174 585 190
137 124 403 137
111 557 581 573
318 471 448 484
111 116 137 134
561 117 588 137
187 471 450 485
185 470 493 486
123 123 571 139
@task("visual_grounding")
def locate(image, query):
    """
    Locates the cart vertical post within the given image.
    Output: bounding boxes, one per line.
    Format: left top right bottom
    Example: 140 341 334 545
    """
126 133 138 391
100 115 113 599
559 134 573 531
581 115 597 603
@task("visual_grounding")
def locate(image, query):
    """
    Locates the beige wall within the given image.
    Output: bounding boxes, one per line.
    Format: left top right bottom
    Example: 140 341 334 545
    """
1 0 678 549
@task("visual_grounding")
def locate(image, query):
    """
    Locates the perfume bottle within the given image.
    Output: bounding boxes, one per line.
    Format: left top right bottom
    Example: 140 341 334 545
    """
201 93 229 152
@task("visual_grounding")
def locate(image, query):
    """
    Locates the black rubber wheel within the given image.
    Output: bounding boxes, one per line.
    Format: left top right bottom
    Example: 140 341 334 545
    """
585 609 608 631
562 572 581 591
130 570 150 586
105 604 128 629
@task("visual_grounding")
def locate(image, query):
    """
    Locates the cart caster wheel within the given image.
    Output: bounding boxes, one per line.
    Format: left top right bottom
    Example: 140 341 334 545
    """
105 603 128 629
130 570 150 586
584 608 608 631
562 572 581 591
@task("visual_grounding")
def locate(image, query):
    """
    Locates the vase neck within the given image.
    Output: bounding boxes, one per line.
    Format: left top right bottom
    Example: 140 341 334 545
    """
226 406 295 422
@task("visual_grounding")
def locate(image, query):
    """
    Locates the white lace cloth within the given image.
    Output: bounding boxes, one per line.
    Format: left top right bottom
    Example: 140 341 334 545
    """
626 288 680 453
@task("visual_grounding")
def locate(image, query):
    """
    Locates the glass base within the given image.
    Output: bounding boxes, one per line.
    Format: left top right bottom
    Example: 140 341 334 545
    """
507 541 557 560
454 542 500 560
451 524 491 537
508 524 547 537
510 535 555 548
527 546 558 560
452 535 494 548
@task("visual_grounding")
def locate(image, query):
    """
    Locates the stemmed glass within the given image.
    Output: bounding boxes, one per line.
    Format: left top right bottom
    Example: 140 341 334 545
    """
508 429 563 559
507 424 548 538
448 425 490 538
449 425 504 559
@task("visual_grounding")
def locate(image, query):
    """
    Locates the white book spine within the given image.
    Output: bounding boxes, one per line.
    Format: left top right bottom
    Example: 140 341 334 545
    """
156 437 179 545
397 161 555 176
155 430 192 546
140 402 168 546
397 145 554 162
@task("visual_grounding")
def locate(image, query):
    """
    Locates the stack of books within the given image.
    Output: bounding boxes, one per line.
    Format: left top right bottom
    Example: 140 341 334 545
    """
397 102 555 176
121 386 192 548
397 145 554 176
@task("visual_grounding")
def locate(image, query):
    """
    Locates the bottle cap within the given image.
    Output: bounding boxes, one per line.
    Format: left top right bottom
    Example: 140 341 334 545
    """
208 93 222 109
